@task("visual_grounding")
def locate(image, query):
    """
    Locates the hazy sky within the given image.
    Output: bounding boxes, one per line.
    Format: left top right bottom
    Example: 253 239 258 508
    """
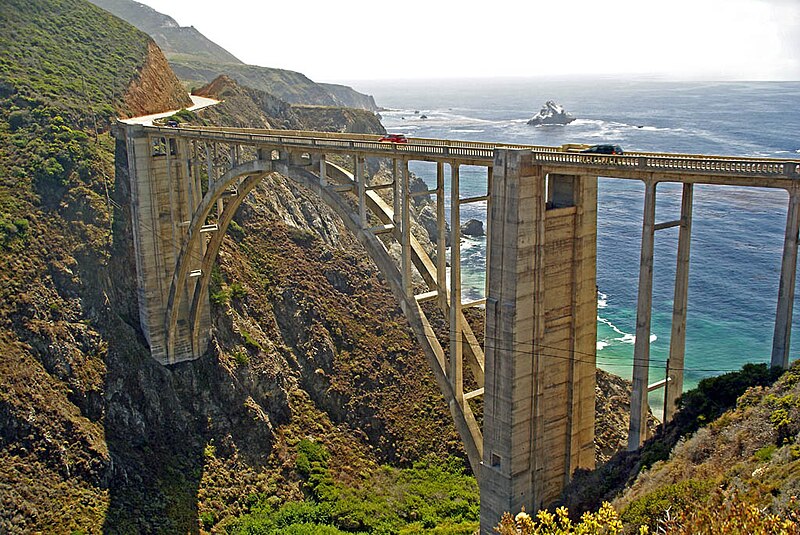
137 0 799 82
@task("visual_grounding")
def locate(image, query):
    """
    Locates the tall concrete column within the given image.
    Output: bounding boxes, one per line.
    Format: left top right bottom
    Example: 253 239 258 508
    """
772 190 800 368
319 156 327 186
121 125 204 363
355 154 366 227
629 179 657 450
481 153 596 531
400 159 412 297
481 149 545 532
665 183 693 421
436 162 447 310
450 163 463 402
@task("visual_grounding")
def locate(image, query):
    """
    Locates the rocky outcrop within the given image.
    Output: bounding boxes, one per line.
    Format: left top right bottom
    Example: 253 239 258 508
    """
122 41 192 117
292 105 386 134
527 100 575 126
320 83 380 112
194 75 301 130
460 219 484 237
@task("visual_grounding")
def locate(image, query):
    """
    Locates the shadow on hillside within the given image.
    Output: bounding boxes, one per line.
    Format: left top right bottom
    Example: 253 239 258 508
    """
102 137 205 533
101 321 206 534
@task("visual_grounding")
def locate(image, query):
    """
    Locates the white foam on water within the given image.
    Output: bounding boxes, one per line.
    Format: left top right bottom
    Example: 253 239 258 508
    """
597 341 610 351
597 291 608 309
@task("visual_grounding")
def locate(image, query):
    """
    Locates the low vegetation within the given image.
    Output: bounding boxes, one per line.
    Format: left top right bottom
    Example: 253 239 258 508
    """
224 440 479 534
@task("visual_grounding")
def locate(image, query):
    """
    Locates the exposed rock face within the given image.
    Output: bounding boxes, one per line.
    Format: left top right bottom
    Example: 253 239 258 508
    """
292 105 385 135
194 75 384 135
594 368 657 464
194 75 301 129
527 100 575 126
460 219 484 237
122 41 192 117
320 83 380 112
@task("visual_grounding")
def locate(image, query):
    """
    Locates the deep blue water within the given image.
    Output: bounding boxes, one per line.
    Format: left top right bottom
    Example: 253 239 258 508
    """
351 78 800 402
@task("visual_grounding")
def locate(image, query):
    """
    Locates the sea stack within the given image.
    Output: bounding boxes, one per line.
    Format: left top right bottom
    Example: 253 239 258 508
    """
527 100 575 126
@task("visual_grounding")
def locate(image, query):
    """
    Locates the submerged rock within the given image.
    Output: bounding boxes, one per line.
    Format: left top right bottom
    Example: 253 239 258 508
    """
527 100 575 126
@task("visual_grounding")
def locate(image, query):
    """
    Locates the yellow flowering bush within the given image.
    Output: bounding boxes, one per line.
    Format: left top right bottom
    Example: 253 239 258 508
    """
495 502 634 535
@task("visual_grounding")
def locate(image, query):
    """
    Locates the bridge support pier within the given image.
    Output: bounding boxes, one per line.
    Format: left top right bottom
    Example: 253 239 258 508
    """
772 190 800 368
480 150 596 532
121 125 209 364
664 183 693 421
629 180 657 449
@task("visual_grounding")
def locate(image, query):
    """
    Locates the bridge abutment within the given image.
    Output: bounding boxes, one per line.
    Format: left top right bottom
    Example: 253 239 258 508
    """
480 150 597 532
122 125 209 364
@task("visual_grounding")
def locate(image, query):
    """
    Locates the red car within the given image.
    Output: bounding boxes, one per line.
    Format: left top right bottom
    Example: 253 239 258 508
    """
378 134 408 143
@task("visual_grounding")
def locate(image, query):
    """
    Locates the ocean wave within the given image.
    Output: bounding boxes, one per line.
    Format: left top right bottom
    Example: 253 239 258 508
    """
598 316 657 346
597 341 609 351
597 291 608 309
450 129 485 133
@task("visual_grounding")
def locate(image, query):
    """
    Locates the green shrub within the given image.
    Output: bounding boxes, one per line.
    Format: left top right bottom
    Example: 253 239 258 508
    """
229 282 247 300
232 349 250 366
620 479 714 530
241 330 262 352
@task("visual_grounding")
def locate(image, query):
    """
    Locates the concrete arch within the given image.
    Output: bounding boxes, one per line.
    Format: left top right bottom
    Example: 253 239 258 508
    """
164 159 272 360
163 154 484 472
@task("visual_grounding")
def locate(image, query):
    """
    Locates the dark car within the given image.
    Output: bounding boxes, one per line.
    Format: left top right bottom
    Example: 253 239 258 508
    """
581 144 624 155
378 134 408 143
166 120 179 127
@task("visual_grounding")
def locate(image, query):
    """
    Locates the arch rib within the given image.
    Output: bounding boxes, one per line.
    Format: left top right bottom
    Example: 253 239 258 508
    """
164 159 271 362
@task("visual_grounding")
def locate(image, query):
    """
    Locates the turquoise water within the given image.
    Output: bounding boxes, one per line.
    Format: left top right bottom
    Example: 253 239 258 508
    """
353 78 800 399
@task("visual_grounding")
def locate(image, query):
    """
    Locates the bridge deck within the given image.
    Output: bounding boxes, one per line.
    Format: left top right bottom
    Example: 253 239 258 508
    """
143 125 800 187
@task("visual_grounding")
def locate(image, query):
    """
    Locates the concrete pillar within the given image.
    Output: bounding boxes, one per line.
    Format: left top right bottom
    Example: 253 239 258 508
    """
629 179 657 450
450 163 463 402
664 183 693 421
480 151 597 532
485 165 493 300
355 154 366 227
772 190 800 368
122 125 204 364
401 159 412 297
437 162 447 310
319 156 327 186
393 158 400 226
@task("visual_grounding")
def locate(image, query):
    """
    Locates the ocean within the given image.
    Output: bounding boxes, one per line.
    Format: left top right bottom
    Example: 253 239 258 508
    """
350 78 800 406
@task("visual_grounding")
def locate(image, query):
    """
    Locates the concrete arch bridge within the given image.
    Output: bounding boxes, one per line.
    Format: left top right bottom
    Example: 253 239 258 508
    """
116 123 800 533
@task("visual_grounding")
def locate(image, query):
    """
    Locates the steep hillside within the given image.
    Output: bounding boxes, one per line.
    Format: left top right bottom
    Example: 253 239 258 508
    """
193 75 385 134
614 362 800 532
173 60 342 106
86 0 379 111
320 83 380 111
86 0 243 64
192 75 301 130
0 0 189 122
293 105 386 134
0 1 456 532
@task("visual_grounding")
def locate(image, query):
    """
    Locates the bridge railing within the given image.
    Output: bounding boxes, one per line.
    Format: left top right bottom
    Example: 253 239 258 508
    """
140 125 799 179
532 151 799 178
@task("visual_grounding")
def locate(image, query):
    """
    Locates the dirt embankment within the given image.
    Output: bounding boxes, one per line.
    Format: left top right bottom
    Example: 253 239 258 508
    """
122 41 191 117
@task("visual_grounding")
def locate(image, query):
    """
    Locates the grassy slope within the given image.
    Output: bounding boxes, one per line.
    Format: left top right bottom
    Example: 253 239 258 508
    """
614 361 800 532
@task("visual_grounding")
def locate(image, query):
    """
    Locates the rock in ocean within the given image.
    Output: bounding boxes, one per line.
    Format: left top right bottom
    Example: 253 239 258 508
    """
527 100 575 126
